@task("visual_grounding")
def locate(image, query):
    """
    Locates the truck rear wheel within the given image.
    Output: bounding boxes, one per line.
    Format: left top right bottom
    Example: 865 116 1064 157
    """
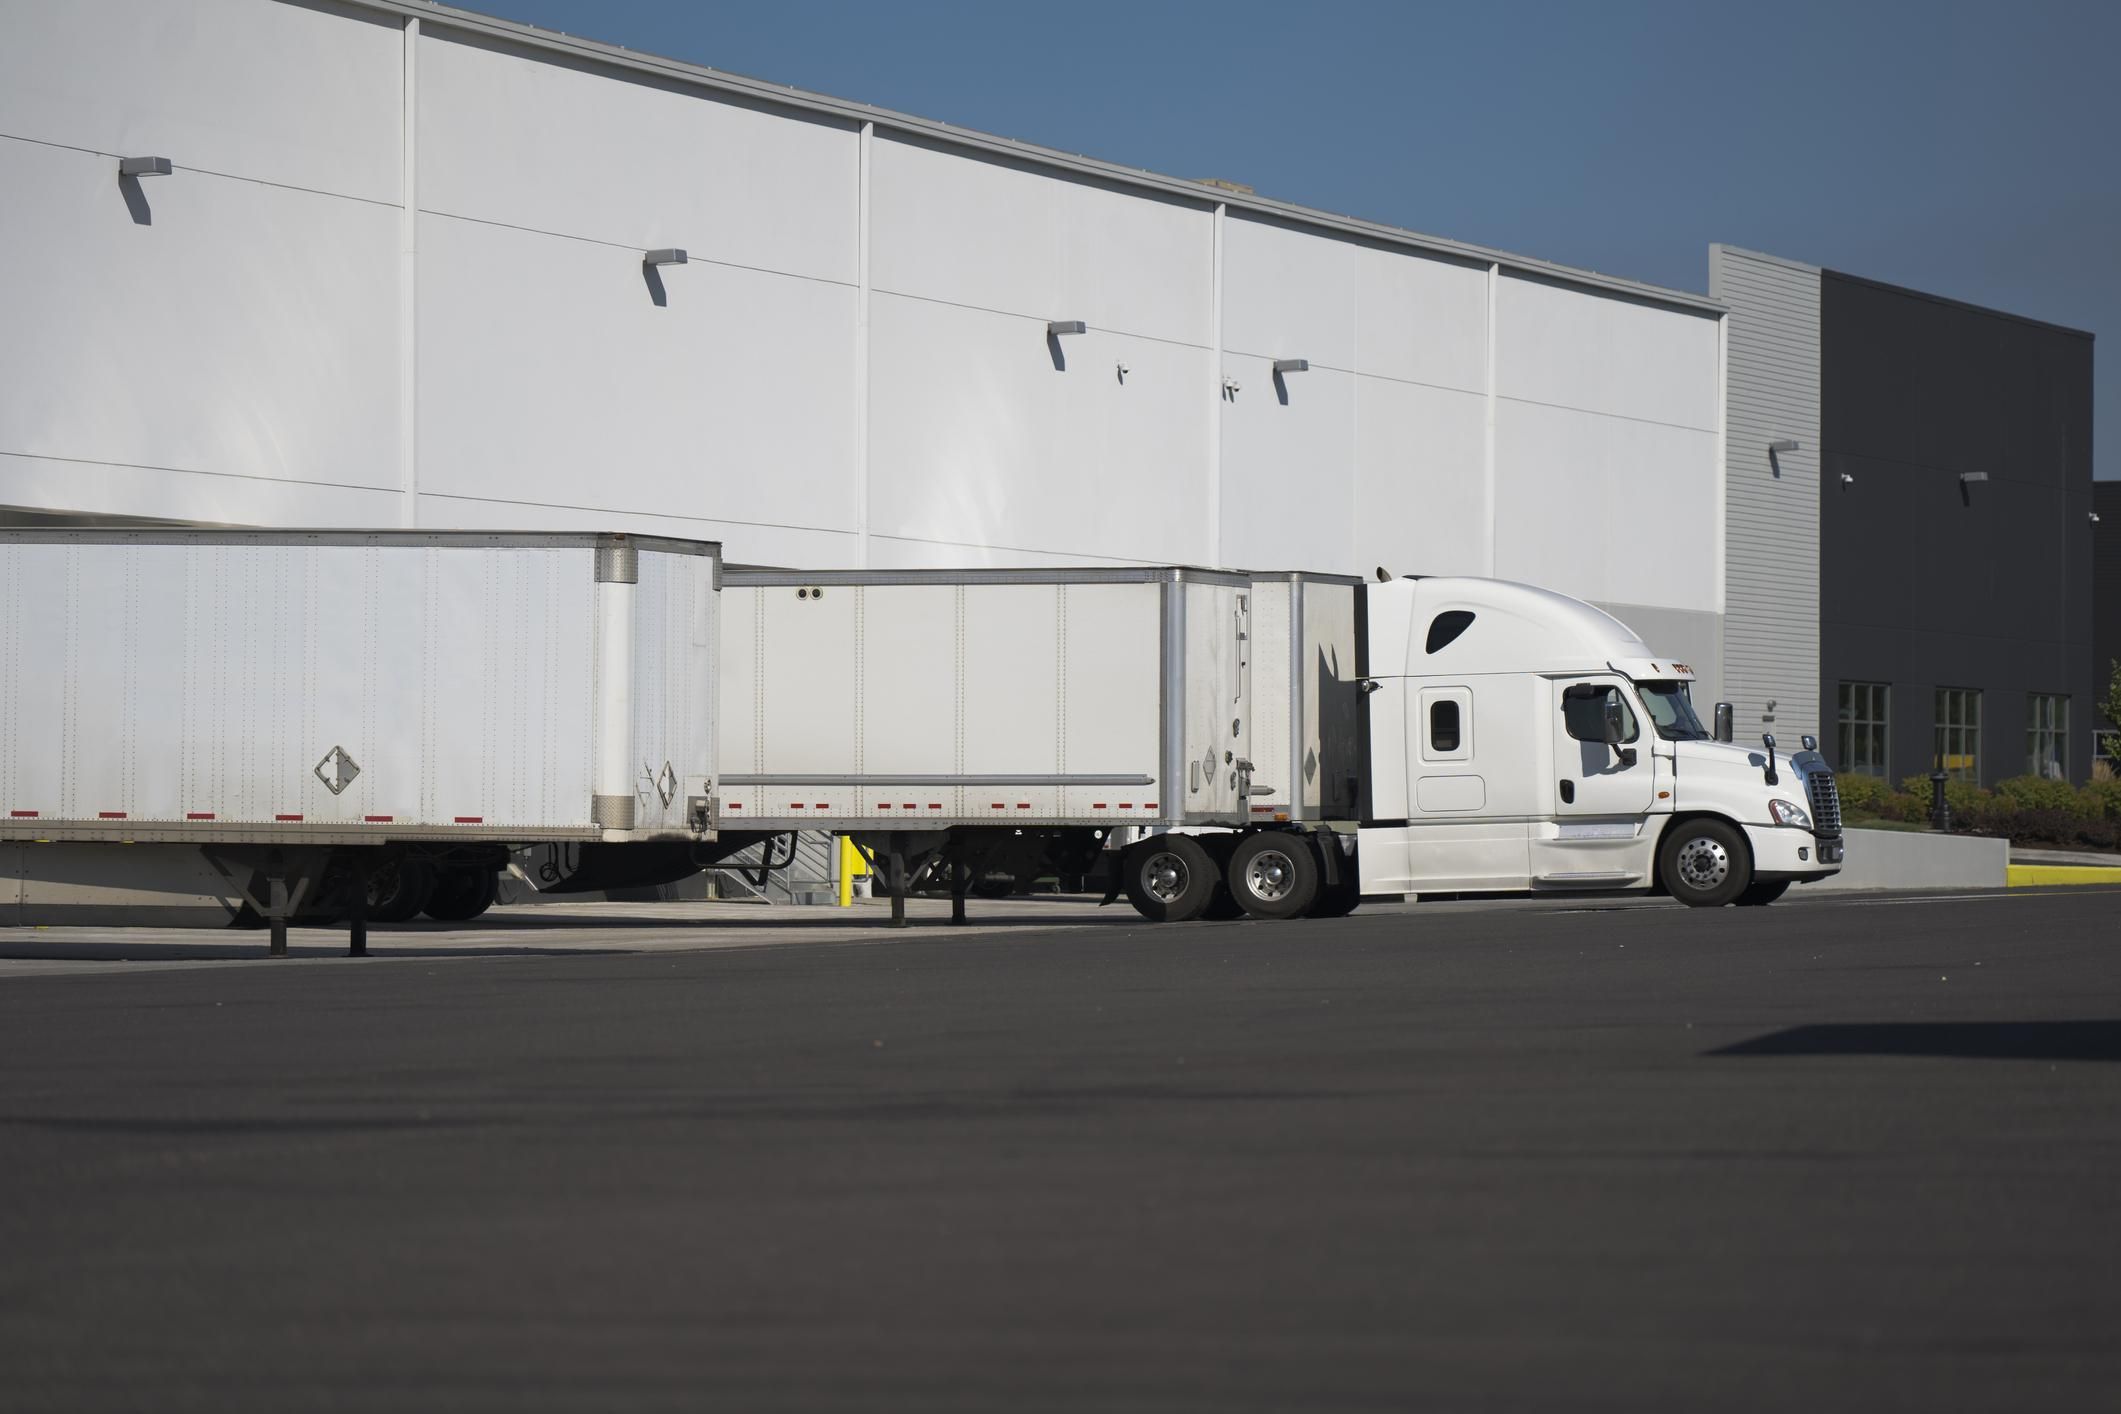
1308 847 1361 918
1122 836 1219 923
1658 818 1751 908
1228 832 1320 920
1199 836 1245 919
422 866 498 922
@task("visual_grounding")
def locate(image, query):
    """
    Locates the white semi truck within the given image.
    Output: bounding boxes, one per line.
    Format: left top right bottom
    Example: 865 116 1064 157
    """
1 531 1842 944
718 565 1843 924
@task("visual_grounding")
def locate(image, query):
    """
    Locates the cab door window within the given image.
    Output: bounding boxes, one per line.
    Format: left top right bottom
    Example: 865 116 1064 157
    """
1561 684 1638 744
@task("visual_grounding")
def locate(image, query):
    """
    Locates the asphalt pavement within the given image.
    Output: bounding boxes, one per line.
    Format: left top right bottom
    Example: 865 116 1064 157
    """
3 887 2119 1412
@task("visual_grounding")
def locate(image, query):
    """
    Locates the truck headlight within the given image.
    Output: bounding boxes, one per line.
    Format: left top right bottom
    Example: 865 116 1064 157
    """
1768 799 1813 829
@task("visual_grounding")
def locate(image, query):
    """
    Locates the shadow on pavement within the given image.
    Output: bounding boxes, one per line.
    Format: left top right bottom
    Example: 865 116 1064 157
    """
0 940 616 962
1709 1020 2121 1062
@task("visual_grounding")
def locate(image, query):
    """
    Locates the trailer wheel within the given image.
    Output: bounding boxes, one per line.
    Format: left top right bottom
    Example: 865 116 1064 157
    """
367 859 434 923
1122 836 1219 923
1657 818 1751 908
1227 833 1320 920
422 866 498 922
1734 878 1791 907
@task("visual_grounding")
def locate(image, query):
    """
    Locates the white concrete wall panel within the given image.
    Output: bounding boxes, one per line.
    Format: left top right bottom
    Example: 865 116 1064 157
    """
1217 355 1355 571
0 0 404 204
1353 246 1489 394
413 492 854 570
0 137 400 502
1221 216 1358 368
418 33 857 284
1492 398 1718 609
869 137 1211 346
416 212 856 532
1353 380 1488 579
1496 274 1719 432
866 294 1211 563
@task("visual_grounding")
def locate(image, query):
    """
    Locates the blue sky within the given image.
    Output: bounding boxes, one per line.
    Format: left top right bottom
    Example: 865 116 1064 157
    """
488 0 2116 480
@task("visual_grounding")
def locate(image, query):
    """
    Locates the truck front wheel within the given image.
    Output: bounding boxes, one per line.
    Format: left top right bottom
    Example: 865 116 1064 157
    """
1122 836 1219 923
1228 833 1320 920
1658 819 1751 908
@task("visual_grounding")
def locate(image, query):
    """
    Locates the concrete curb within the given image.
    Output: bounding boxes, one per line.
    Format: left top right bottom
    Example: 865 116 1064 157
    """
1818 828 2009 891
2007 864 2121 888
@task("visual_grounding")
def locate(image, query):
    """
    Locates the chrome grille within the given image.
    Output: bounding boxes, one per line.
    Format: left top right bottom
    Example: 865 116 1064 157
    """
1805 770 1842 838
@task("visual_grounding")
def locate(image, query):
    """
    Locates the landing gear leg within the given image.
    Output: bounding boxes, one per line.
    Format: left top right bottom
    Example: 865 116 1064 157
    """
950 860 969 926
347 857 370 958
268 872 290 958
887 847 908 929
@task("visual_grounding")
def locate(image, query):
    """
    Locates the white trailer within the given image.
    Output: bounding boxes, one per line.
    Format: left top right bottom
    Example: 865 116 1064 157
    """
717 566 1256 921
1 529 722 948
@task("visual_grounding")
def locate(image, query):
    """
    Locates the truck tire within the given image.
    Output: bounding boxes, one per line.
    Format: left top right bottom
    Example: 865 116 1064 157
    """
422 866 498 922
1122 836 1219 923
367 859 434 923
1199 837 1244 919
1308 848 1361 918
1658 818 1751 908
1734 878 1791 907
1227 832 1320 920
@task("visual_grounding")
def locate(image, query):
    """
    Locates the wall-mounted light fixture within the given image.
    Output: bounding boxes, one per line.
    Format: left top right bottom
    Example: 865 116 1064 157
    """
2092 511 2103 524
1272 358 1310 375
1767 439 1800 455
118 156 173 178
1222 375 1241 397
1959 471 1989 484
1047 320 1087 337
642 248 688 267
1838 472 1856 486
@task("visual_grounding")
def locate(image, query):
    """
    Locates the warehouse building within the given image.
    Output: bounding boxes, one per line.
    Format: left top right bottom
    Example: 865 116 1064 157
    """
1716 250 2097 785
0 0 2098 782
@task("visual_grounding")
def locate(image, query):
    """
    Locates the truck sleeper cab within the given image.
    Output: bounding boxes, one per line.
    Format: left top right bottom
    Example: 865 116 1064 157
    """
1335 575 1842 908
1111 572 1841 920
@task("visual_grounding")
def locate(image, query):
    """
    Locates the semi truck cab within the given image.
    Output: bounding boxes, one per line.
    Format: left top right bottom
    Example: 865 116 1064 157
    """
1356 577 1842 906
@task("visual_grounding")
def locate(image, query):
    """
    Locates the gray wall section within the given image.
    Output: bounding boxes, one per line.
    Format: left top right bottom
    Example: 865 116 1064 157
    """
1592 601 1723 709
1818 271 2096 786
1709 245 1822 750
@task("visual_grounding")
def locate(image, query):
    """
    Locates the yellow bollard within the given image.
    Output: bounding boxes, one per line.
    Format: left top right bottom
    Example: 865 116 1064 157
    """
838 834 868 908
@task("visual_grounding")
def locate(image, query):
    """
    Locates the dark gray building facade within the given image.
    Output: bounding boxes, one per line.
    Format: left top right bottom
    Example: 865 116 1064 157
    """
1817 273 2095 785
2095 480 2121 771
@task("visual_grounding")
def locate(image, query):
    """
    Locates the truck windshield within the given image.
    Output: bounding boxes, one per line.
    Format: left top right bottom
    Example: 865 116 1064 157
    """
1635 681 1709 740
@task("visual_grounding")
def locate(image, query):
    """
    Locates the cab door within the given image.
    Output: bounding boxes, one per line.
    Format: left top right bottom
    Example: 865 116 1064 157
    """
1531 677 1656 887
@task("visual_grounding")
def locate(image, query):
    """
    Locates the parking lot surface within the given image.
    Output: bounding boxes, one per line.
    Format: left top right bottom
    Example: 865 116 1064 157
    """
2 887 2118 1411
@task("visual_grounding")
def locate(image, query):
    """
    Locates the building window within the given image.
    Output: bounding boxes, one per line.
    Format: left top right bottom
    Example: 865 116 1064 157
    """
1836 682 1890 778
1934 688 1982 783
2027 694 2069 780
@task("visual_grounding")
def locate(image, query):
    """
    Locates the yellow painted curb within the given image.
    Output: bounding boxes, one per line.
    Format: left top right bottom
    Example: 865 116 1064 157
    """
2007 864 2121 887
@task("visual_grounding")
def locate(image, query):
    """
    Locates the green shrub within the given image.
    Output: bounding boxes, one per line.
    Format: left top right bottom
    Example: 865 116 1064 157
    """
1834 774 1896 817
2086 776 2121 821
1900 775 1991 820
1994 775 2101 820
1884 791 1925 823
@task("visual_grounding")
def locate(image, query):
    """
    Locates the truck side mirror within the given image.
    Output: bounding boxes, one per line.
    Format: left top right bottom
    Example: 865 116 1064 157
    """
1602 697 1638 767
1713 702 1734 742
1601 698 1627 745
